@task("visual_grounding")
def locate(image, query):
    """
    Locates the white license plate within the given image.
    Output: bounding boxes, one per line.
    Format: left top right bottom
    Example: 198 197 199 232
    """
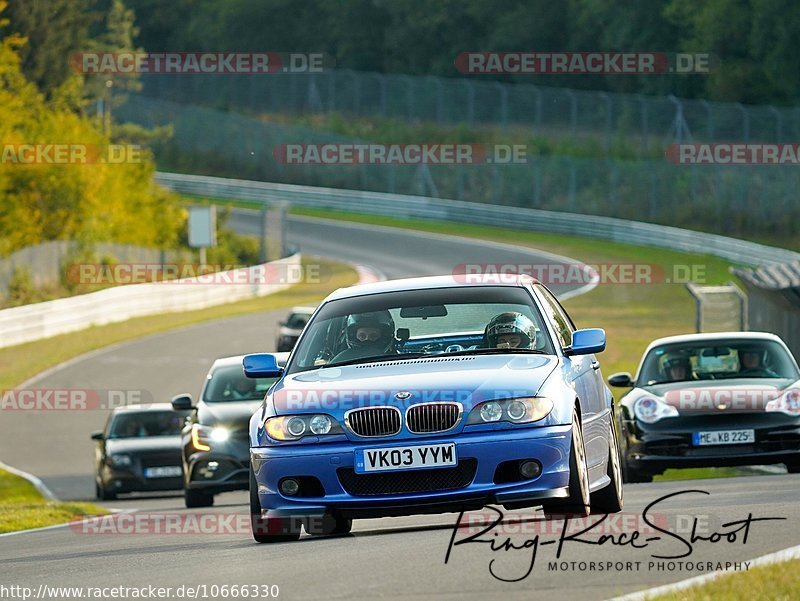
144 466 183 478
692 429 755 446
355 443 457 473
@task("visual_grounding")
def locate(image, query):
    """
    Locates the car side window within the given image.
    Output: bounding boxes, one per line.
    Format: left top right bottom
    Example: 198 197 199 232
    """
535 284 575 349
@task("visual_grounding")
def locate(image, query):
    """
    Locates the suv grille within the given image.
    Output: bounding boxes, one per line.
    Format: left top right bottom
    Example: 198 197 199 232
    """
345 407 401 437
407 402 461 433
337 459 478 496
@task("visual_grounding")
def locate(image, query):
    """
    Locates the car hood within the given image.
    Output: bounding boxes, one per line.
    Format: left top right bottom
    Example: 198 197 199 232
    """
271 354 558 416
105 436 182 453
632 378 798 414
198 400 263 427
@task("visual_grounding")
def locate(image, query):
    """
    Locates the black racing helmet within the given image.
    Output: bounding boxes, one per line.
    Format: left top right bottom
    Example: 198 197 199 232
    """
664 354 691 374
345 310 395 352
485 312 537 349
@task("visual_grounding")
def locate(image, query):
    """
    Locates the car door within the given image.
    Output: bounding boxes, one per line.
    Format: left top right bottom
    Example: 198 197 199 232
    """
535 285 606 467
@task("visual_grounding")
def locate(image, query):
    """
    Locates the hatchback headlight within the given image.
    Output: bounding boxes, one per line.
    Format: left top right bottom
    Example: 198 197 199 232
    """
467 397 553 425
108 453 132 468
264 414 343 441
634 397 678 423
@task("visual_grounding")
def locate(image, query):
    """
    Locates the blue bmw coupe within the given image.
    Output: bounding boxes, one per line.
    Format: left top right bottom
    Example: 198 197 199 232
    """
244 275 623 542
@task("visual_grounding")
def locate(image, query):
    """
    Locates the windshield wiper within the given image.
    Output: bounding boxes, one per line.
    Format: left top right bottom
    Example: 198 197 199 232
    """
324 353 428 369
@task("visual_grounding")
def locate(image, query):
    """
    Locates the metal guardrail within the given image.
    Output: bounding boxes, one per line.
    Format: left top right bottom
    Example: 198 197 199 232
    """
0 255 301 349
157 172 800 268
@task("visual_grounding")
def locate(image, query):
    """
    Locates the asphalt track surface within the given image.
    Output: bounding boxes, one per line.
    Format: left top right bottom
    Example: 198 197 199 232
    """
2 215 797 600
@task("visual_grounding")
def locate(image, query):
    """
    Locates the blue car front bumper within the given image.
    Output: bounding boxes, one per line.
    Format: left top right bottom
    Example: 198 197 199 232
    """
251 425 573 519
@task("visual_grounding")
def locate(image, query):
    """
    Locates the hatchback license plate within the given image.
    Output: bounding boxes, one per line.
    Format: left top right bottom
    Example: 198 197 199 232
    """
692 430 755 446
144 466 182 478
355 443 457 473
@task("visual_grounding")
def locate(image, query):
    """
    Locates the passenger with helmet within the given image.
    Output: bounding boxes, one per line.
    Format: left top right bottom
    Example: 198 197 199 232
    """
664 355 692 382
331 310 396 362
738 345 778 377
484 312 538 349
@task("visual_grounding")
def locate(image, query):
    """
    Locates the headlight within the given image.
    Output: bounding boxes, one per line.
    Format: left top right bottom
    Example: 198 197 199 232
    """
108 453 132 468
264 414 343 441
634 397 678 423
210 427 229 443
765 388 800 416
191 424 212 451
467 397 553 425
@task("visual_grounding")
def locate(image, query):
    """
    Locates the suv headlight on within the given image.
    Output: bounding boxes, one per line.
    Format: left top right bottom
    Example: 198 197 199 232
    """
191 424 230 451
264 414 343 441
466 397 553 425
634 397 678 423
765 388 800 416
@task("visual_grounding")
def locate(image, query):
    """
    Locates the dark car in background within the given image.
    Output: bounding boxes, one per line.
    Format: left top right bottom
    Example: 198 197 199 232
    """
171 353 288 507
611 332 800 483
91 404 190 500
276 306 315 351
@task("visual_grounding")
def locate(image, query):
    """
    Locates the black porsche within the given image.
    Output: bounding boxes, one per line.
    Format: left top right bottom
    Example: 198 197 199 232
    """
610 332 800 482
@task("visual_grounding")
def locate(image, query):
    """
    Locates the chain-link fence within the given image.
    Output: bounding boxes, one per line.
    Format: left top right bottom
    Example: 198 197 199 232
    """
118 95 799 241
137 70 800 153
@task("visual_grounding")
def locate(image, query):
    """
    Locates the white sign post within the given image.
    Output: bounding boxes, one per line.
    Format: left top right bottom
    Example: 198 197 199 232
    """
188 206 217 267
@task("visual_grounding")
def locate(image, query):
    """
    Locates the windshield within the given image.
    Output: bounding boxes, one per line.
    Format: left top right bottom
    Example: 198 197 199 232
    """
287 286 553 374
108 411 185 439
285 312 312 330
638 339 799 385
203 364 279 402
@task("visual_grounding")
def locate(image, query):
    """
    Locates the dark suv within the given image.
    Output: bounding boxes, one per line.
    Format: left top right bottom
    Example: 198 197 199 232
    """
171 353 287 507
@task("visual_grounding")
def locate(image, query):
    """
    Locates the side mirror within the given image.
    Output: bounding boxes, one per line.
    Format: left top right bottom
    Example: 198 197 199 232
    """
607 372 634 388
243 353 283 378
90 431 104 441
171 394 194 411
565 328 606 356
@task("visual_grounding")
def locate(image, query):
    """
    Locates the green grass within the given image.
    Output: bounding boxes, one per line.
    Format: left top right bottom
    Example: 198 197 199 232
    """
0 258 358 390
0 468 109 533
643 559 800 601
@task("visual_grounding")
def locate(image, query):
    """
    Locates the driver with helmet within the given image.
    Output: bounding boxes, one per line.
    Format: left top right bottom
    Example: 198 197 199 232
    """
332 310 397 362
484 312 538 349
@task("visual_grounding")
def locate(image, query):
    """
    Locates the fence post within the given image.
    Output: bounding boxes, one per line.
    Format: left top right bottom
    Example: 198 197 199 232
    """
700 100 713 139
638 94 648 152
378 73 387 117
495 82 508 129
769 105 783 142
737 103 750 142
566 90 577 140
600 92 612 152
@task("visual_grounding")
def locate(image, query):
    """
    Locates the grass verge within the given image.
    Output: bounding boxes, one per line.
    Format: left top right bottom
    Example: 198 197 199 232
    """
643 559 800 601
0 468 108 534
0 258 358 390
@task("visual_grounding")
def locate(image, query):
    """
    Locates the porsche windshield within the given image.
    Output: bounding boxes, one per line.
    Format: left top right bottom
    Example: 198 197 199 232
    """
287 286 554 374
638 339 799 385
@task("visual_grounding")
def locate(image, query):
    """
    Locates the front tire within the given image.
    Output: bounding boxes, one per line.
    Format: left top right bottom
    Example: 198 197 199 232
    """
542 408 590 519
591 415 624 513
250 468 301 543
785 462 800 474
184 488 214 508
95 480 117 501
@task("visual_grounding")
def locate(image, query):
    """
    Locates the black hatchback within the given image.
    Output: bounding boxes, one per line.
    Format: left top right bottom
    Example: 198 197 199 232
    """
91 404 190 500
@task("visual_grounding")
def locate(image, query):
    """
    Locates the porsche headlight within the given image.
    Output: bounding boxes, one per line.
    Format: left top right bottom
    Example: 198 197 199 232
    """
467 397 553 425
765 388 800 416
634 397 678 423
264 414 343 441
